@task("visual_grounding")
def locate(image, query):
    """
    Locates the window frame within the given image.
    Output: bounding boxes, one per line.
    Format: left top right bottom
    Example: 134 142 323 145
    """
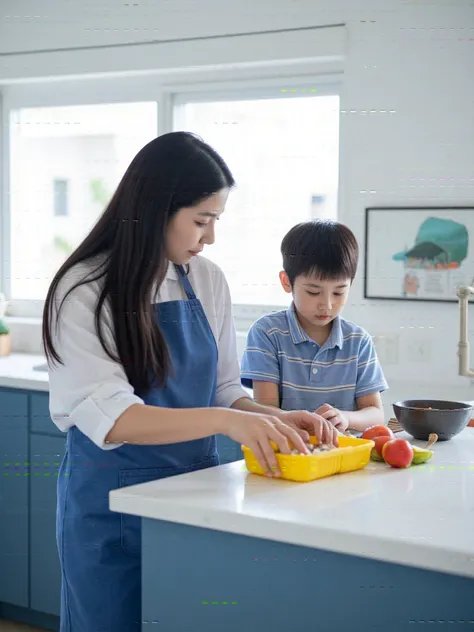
0 69 342 326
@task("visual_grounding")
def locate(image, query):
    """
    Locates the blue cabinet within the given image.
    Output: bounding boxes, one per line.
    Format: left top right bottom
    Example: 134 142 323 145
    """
30 433 65 616
0 388 64 625
0 391 29 608
31 392 63 437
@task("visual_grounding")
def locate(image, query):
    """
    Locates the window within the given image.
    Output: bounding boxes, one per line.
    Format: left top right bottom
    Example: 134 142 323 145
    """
173 93 340 307
53 179 69 216
2 73 341 319
8 102 158 301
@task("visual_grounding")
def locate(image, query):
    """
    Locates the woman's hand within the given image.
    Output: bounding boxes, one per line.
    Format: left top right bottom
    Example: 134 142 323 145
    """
220 409 311 476
316 404 350 433
279 409 340 446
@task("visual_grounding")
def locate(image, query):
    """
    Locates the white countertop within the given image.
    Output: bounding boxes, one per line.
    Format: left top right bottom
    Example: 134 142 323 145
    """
110 429 474 579
0 353 49 391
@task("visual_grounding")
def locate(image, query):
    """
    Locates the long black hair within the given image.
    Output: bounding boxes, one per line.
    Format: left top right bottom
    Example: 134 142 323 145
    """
42 131 235 393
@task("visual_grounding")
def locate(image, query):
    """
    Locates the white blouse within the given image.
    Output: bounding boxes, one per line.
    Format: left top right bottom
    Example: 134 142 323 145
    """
47 255 249 450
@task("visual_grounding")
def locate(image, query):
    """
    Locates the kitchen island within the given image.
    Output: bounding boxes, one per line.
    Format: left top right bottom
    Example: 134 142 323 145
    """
110 429 474 631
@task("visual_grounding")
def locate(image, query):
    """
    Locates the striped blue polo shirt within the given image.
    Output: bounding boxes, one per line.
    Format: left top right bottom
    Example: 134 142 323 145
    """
241 303 388 412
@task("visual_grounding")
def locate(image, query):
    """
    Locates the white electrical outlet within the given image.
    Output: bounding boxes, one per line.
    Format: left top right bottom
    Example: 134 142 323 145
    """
372 336 385 362
406 339 431 363
373 334 399 365
385 335 400 365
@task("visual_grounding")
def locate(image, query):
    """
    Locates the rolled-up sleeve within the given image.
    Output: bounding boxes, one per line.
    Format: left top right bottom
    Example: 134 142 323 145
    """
213 271 250 408
355 334 389 398
48 272 144 450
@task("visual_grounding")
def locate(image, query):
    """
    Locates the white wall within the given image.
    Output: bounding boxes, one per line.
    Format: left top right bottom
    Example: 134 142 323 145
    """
337 5 474 405
1 0 474 407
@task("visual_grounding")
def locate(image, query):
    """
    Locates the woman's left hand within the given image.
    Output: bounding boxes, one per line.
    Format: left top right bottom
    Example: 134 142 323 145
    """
278 409 339 446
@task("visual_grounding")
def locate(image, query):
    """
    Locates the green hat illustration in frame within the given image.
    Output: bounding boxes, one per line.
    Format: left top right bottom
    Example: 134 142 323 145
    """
392 216 468 265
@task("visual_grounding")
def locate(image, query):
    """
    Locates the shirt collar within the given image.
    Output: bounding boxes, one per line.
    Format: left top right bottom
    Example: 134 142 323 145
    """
327 316 344 350
286 302 344 349
165 261 179 280
286 302 308 345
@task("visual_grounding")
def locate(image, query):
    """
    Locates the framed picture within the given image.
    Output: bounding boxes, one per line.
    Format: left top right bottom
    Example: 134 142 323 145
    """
364 206 474 302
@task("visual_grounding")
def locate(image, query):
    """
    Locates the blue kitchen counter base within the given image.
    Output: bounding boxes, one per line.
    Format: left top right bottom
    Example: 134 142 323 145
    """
0 604 59 631
141 518 474 631
0 387 64 630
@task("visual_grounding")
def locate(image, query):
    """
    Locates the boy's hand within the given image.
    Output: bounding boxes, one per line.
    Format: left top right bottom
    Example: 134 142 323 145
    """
279 410 339 446
316 404 350 433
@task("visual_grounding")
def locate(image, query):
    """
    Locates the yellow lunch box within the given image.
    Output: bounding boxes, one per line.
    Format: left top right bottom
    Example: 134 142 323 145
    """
241 435 375 483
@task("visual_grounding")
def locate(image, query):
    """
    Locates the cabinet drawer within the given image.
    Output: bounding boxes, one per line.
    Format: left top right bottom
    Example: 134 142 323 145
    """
30 392 64 437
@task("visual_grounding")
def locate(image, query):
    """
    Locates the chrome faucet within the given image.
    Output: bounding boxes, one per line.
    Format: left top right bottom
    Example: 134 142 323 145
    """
457 279 474 377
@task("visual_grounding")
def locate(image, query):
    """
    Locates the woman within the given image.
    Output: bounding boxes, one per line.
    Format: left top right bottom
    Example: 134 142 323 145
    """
43 131 338 632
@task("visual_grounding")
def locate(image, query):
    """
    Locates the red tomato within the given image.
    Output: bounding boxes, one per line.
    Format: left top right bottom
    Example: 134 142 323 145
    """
382 439 414 469
361 425 394 441
371 435 393 460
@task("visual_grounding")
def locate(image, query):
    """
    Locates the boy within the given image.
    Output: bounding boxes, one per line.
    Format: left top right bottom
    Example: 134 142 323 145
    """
241 220 388 434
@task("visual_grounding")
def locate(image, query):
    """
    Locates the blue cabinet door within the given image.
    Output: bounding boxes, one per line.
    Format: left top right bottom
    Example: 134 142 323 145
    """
0 390 29 607
30 433 66 616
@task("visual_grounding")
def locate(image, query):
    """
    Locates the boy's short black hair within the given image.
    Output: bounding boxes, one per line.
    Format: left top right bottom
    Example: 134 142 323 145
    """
281 220 359 285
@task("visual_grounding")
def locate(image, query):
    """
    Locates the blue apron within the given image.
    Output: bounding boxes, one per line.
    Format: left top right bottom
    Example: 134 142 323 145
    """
56 265 219 631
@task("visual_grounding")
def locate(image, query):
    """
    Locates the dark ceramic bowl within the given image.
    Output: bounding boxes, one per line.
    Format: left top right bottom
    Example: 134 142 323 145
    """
392 399 473 441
